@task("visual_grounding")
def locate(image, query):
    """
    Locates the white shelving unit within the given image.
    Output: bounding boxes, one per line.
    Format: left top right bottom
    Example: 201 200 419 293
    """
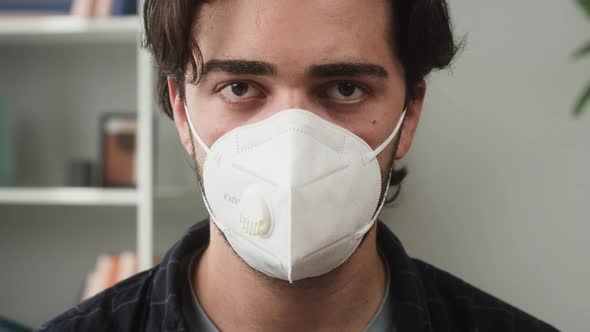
0 16 138 43
0 187 138 206
136 10 155 271
0 6 155 271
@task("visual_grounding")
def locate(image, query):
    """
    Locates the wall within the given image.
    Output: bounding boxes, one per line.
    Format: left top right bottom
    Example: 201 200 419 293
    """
1 0 589 330
382 1 590 331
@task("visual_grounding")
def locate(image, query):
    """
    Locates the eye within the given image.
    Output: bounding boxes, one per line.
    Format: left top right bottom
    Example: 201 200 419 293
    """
219 82 264 102
321 82 368 104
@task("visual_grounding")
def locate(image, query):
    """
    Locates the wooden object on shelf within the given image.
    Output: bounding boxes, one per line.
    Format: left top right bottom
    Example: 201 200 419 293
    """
100 113 137 188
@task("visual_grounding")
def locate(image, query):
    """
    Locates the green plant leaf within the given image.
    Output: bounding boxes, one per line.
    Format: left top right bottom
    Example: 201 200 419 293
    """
574 81 590 116
573 39 590 59
577 0 590 17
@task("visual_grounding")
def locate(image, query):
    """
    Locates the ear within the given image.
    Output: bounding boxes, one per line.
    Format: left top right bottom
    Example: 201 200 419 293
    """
168 76 195 158
395 80 426 160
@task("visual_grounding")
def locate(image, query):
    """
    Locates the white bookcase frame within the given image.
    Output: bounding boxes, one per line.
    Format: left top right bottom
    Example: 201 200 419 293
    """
0 3 155 271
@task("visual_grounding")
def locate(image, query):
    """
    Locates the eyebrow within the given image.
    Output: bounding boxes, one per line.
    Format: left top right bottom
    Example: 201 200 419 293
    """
202 59 277 76
308 63 388 78
201 59 388 79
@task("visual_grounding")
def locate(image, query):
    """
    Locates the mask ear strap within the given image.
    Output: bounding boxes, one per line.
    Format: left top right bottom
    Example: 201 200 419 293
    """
363 109 407 163
369 155 395 222
184 103 211 154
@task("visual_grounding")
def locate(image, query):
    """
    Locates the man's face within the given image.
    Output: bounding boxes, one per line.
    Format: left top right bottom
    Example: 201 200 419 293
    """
172 0 424 194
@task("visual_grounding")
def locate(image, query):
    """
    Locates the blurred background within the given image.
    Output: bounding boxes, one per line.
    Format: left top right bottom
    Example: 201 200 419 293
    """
0 0 588 331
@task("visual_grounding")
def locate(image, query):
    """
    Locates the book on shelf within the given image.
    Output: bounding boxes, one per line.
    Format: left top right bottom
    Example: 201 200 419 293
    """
81 251 138 301
79 0 138 16
69 0 92 16
0 0 137 18
0 1 72 13
110 0 136 16
91 0 111 17
81 251 161 301
80 251 162 301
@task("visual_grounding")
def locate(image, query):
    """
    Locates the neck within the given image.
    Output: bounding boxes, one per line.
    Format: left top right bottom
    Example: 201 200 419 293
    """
192 221 386 332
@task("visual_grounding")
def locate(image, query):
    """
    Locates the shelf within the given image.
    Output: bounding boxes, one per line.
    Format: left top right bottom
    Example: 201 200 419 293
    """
0 186 200 206
0 187 138 206
0 16 139 44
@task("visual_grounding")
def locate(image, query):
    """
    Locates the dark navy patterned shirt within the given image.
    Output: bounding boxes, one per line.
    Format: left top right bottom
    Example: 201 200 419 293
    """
38 220 559 332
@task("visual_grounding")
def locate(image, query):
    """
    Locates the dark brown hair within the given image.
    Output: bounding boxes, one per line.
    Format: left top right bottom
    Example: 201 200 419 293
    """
142 0 462 204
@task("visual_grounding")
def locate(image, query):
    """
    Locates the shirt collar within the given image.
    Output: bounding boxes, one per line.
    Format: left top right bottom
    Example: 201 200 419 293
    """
149 220 431 331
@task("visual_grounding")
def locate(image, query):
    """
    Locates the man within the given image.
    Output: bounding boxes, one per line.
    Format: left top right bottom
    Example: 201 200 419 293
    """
39 0 559 331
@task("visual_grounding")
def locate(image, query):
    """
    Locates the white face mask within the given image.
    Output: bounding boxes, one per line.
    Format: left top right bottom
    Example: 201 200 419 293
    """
185 106 406 282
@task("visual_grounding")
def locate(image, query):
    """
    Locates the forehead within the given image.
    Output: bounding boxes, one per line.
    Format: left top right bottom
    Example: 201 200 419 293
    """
195 0 397 70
